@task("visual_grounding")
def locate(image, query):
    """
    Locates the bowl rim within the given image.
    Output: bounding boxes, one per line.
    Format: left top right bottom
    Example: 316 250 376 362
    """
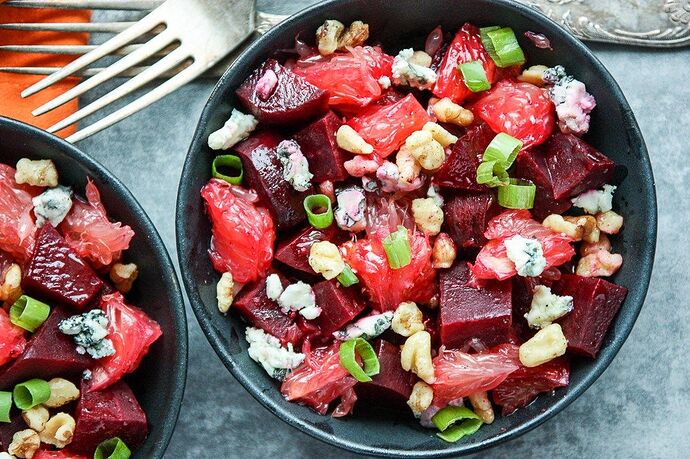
176 0 657 456
1 116 189 459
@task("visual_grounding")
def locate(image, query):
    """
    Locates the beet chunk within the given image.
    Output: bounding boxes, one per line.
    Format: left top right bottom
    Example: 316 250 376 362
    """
0 306 92 389
552 274 627 358
236 59 328 126
235 131 311 230
292 111 351 182
355 340 413 408
233 273 304 346
492 357 570 415
439 262 512 349
313 280 366 337
444 191 500 249
435 122 495 190
23 224 103 310
71 381 147 455
515 149 572 219
0 412 24 451
275 225 346 277
543 133 615 200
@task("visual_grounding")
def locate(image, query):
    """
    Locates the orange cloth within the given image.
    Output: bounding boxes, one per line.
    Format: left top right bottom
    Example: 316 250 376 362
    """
0 5 91 137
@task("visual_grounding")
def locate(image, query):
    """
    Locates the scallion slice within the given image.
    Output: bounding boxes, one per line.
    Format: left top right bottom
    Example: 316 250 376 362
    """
0 391 12 423
498 179 536 209
303 194 334 229
212 154 243 185
382 226 412 269
481 26 525 67
339 338 380 382
336 265 359 287
458 61 491 92
476 160 509 187
13 379 50 410
95 437 132 459
432 406 483 443
10 295 50 333
483 133 522 168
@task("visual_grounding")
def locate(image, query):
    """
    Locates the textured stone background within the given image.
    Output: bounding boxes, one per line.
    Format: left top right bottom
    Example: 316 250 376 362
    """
76 1 689 458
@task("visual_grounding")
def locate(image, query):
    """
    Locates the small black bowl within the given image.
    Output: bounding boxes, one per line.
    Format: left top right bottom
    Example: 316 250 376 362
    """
1 117 187 459
176 0 656 456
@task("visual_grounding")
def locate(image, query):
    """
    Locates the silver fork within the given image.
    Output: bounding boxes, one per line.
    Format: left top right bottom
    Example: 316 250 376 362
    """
1 0 286 143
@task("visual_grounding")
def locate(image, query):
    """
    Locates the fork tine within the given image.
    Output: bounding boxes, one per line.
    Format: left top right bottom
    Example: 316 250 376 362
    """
2 0 163 10
33 31 176 116
0 44 151 56
64 62 204 143
21 13 163 98
0 22 134 33
0 65 226 78
47 49 191 135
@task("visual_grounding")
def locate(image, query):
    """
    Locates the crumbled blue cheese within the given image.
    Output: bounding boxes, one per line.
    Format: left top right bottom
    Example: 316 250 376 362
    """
32 186 73 228
378 75 391 89
59 310 115 359
207 108 258 150
333 311 394 341
571 185 616 215
82 369 92 381
265 273 284 301
504 235 547 277
277 281 321 320
392 48 437 90
276 140 313 192
544 65 596 135
245 327 305 380
334 186 366 232
427 184 444 207
524 285 574 329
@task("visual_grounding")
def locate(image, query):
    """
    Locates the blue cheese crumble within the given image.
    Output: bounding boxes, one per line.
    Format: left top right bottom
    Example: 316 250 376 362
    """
207 108 258 150
32 186 73 228
265 273 284 301
392 48 437 90
504 235 547 277
59 310 115 359
245 327 305 380
333 312 394 341
571 184 616 215
277 281 321 320
544 65 596 136
525 285 574 329
276 140 313 192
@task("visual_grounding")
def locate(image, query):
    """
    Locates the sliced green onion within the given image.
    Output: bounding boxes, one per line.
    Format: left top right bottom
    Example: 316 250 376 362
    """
10 295 50 333
95 437 132 459
482 27 525 68
303 194 334 229
458 61 491 92
339 338 380 383
432 406 483 443
13 379 50 410
0 391 12 423
382 226 412 269
483 133 522 169
498 179 537 209
212 154 243 185
336 265 359 287
476 160 509 187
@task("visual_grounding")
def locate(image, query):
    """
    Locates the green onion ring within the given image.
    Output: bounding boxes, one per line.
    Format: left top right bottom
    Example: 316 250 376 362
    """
13 379 50 410
382 226 412 269
212 154 243 185
483 133 522 169
436 418 483 443
0 391 12 423
432 406 483 443
10 295 50 333
303 194 334 229
480 26 525 68
498 179 537 209
94 437 132 459
476 160 509 187
339 338 380 383
336 265 359 287
458 61 491 93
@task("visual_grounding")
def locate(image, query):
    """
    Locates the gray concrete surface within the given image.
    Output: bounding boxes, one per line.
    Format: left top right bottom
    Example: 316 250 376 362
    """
77 2 689 458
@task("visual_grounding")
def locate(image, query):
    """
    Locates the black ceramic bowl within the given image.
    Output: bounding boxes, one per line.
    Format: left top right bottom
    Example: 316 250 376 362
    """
1 117 187 459
176 0 656 456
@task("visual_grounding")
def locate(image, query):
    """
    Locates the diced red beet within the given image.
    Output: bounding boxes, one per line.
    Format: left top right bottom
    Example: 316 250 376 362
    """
236 59 328 126
552 274 627 358
492 357 570 415
434 122 495 190
71 381 147 455
33 449 90 459
439 262 512 349
0 306 92 390
274 225 346 277
515 149 572 219
313 280 366 337
23 224 103 310
543 133 615 200
0 412 24 451
233 273 304 346
511 276 542 339
355 340 413 407
444 191 500 249
235 131 311 230
292 111 352 182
